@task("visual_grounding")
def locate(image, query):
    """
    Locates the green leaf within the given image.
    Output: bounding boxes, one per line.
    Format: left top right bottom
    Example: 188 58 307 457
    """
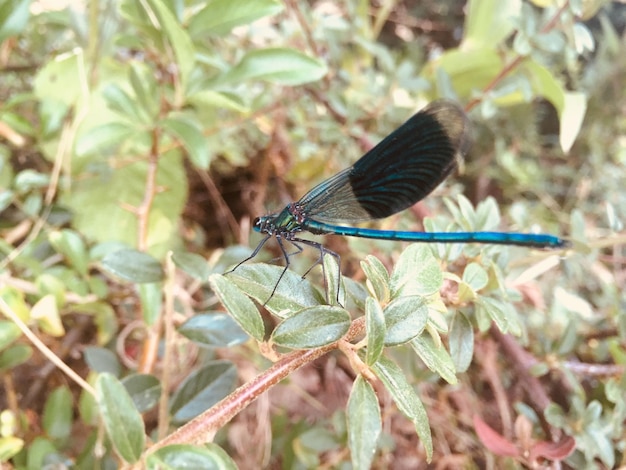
100 249 164 283
0 190 13 212
49 229 89 276
225 264 323 318
187 90 249 113
179 313 249 348
410 334 457 384
121 374 161 413
216 48 327 86
474 197 501 230
271 306 350 349
523 59 565 114
84 346 122 376
0 344 32 371
172 251 211 280
129 61 158 120
147 443 238 469
170 361 237 422
189 0 283 37
1 111 34 137
75 121 137 157
347 376 381 469
0 0 31 42
475 297 522 336
31 294 64 337
0 320 22 350
0 286 30 321
33 49 83 106
462 262 488 291
42 385 73 441
209 274 265 341
390 245 442 297
384 296 429 346
35 273 66 308
449 312 474 373
464 0 521 49
361 256 390 303
365 297 385 365
0 437 24 462
143 0 195 91
96 373 146 463
424 47 503 99
102 83 143 121
457 194 477 228
162 113 211 169
372 356 432 462
14 169 49 193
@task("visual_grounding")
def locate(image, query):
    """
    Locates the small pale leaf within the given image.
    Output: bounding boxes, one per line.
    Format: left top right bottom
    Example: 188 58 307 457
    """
271 306 350 349
347 376 381 469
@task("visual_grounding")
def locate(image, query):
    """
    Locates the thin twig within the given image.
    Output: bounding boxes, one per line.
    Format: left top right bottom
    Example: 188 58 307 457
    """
135 127 163 375
137 127 161 252
157 253 176 439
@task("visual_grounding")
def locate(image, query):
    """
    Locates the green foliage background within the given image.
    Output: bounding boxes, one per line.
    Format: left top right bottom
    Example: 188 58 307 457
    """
0 0 625 468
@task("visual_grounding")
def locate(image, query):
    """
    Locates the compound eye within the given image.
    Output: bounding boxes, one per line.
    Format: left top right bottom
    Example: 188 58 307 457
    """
253 217 262 227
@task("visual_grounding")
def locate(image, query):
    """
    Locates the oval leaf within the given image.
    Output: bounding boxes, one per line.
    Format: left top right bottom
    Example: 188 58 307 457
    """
178 313 249 347
148 443 238 469
462 262 488 291
100 249 164 283
271 306 350 349
449 312 474 373
225 264 322 318
84 346 121 376
209 273 264 341
390 245 442 297
475 297 521 336
75 121 136 157
0 344 32 371
410 335 457 385
219 48 327 86
347 376 382 469
96 372 146 463
188 0 283 37
170 361 237 423
372 356 433 462
49 229 89 276
121 374 162 413
42 385 73 440
172 251 211 280
384 296 428 346
0 319 22 350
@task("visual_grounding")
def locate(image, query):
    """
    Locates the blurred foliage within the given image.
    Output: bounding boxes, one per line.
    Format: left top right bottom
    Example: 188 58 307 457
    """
0 0 625 468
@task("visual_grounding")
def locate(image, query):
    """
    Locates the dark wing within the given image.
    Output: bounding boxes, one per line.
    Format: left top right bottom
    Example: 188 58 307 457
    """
297 100 471 223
